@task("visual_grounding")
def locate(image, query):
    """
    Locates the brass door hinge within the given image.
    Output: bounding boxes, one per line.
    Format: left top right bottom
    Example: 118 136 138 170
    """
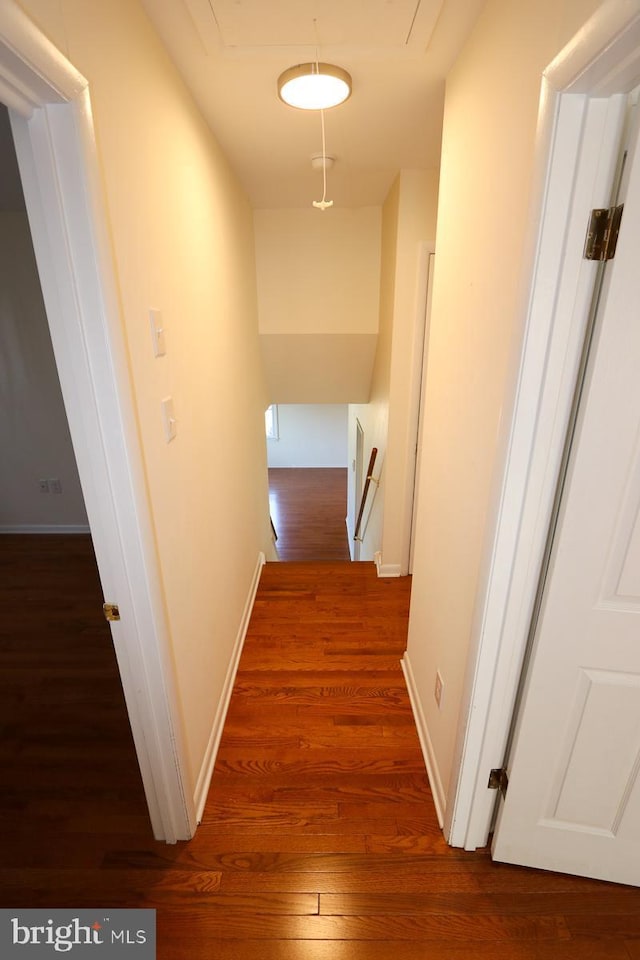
103 602 121 622
488 767 509 798
583 204 624 261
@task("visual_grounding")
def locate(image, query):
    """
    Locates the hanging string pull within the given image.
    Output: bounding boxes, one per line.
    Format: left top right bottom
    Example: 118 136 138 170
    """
313 107 333 210
311 17 334 210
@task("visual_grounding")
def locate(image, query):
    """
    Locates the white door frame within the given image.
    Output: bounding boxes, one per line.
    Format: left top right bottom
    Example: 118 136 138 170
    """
0 2 195 842
353 419 364 561
447 0 640 850
407 246 435 576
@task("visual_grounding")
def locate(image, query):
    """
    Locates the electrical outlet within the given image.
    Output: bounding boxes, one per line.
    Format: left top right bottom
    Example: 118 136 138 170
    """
434 670 444 709
49 478 62 494
38 479 49 493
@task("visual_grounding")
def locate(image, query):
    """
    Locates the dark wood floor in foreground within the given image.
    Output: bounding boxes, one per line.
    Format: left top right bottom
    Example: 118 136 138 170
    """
2 538 640 959
269 467 351 561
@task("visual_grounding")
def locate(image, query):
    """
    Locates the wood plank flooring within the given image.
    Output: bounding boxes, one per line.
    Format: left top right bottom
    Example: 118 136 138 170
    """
0 535 152 850
1 537 640 959
269 467 351 561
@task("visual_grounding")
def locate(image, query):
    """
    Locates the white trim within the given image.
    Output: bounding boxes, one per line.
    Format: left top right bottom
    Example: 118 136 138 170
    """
345 515 358 562
448 0 640 850
401 242 435 577
0 525 91 534
374 552 401 578
0 2 84 114
0 2 195 842
194 552 265 822
409 250 435 576
402 653 445 827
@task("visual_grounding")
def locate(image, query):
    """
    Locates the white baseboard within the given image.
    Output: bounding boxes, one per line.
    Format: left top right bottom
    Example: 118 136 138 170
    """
0 524 91 534
401 651 446 828
194 551 266 822
374 551 401 577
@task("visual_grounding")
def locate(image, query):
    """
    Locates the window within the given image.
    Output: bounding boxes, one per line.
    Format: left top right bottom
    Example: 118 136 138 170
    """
265 404 279 440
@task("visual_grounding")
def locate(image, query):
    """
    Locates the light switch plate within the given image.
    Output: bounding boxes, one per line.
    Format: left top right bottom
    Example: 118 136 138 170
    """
150 308 166 357
161 396 177 443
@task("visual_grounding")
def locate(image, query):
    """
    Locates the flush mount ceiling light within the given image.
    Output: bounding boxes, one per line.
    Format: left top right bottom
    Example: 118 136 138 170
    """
277 62 352 110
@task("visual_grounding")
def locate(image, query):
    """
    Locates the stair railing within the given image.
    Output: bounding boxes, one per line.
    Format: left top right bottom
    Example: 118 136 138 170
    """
354 447 378 543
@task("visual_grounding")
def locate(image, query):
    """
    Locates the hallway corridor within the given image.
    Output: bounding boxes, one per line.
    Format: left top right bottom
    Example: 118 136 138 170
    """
167 561 640 958
269 467 351 561
2 543 639 958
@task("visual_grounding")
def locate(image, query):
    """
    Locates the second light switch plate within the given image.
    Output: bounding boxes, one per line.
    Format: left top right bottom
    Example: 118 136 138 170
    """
150 308 166 357
161 396 177 443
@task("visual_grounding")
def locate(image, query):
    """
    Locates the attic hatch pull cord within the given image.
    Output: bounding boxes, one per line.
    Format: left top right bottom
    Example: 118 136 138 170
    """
311 25 333 211
312 107 333 211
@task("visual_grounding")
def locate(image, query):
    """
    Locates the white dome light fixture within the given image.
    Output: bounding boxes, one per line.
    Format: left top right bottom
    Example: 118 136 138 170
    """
277 62 352 110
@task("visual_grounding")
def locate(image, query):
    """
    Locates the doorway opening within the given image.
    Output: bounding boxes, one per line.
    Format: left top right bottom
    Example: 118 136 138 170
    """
0 5 194 842
266 403 350 561
0 104 149 840
447 6 640 864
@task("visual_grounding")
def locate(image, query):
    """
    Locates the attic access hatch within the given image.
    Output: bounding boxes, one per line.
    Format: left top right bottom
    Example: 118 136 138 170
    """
184 0 444 57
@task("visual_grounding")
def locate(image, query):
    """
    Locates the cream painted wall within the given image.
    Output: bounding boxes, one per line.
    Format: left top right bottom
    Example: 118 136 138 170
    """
260 333 377 404
0 211 88 530
267 404 348 468
18 0 272 791
347 178 399 558
255 208 381 335
406 0 606 815
255 207 381 404
347 170 439 567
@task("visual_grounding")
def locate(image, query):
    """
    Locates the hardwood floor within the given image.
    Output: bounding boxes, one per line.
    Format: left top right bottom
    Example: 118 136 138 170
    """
0 535 151 841
1 537 640 958
269 467 352 561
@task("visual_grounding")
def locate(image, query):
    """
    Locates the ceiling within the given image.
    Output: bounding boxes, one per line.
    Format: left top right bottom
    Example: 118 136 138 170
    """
140 0 486 209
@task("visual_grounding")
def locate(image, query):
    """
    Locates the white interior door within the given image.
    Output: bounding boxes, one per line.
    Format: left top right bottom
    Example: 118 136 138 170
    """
492 107 640 886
